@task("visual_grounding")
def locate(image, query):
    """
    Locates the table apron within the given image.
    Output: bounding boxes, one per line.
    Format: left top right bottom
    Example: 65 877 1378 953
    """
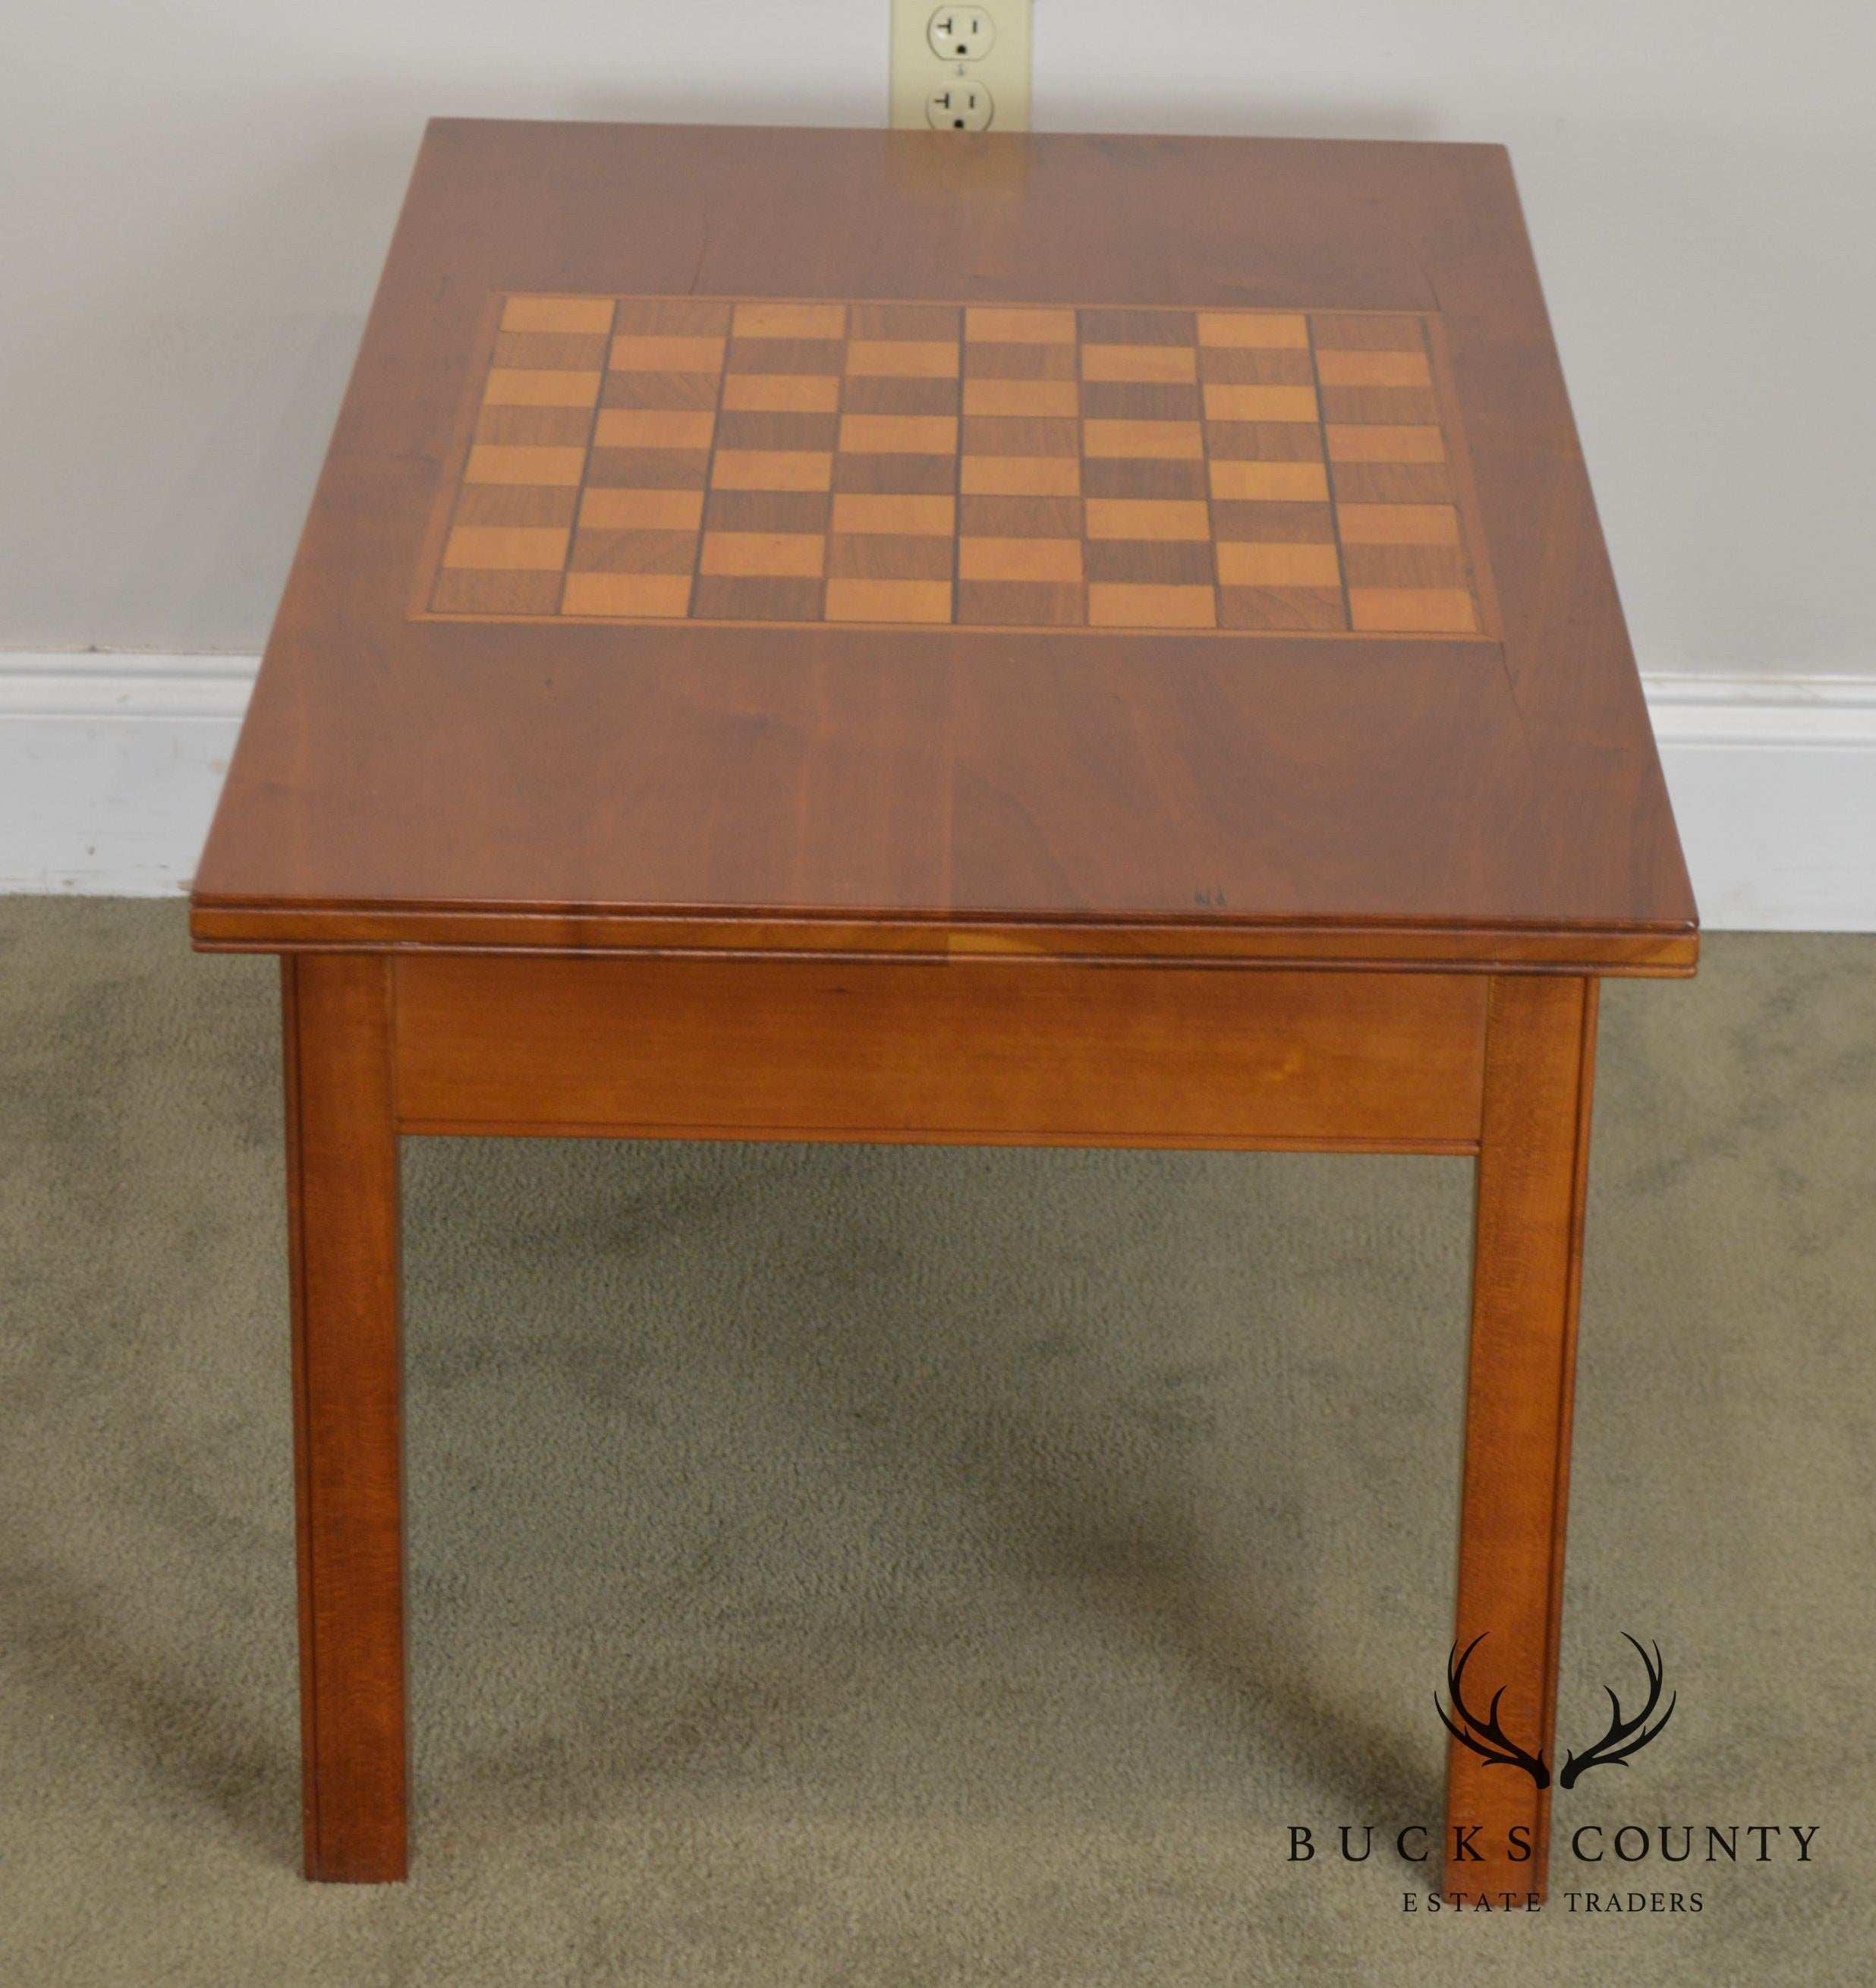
389 954 1487 1152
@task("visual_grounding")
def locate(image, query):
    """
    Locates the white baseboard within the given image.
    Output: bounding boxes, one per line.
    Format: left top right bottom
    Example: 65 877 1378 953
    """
0 654 255 896
1635 676 1876 931
2 652 1872 930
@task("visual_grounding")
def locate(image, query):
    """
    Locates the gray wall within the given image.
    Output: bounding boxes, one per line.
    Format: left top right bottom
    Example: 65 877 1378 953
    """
3 0 1870 673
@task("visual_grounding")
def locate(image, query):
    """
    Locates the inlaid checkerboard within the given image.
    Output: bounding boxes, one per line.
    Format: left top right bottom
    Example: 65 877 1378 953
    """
421 294 1490 635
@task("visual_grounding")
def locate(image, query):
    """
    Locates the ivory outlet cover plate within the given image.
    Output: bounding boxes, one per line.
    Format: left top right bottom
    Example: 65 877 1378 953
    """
890 1 1031 131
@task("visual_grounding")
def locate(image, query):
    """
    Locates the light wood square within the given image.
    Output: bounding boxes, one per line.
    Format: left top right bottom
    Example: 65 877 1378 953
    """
710 451 835 491
441 525 570 570
1203 384 1320 423
1216 541 1343 588
1314 348 1431 386
1349 587 1477 632
963 379 1080 417
823 578 954 622
700 532 826 578
1196 313 1309 348
838 415 958 455
578 488 706 531
483 369 602 408
502 295 615 335
560 572 693 616
1207 460 1331 502
593 409 716 450
965 307 1078 344
1087 583 1218 627
463 445 588 487
1084 499 1213 540
958 537 1084 582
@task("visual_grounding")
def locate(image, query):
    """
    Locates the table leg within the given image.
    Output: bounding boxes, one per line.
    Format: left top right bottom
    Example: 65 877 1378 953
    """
1442 975 1597 1905
282 954 408 1881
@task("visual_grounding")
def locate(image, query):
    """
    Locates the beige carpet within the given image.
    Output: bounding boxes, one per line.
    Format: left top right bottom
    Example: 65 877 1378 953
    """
2 898 1872 1985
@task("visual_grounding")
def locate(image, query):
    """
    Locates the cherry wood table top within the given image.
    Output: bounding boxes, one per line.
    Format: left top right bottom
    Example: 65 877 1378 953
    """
190 119 1697 974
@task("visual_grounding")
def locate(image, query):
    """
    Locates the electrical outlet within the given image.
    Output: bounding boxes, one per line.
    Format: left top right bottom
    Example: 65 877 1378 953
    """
927 80 993 131
889 0 1031 132
929 9 993 61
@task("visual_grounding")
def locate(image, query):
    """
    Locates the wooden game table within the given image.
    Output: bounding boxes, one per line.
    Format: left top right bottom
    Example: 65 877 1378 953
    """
190 120 1698 1897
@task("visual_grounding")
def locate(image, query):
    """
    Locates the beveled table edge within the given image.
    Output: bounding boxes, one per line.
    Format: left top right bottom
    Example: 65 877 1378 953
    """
188 899 1699 976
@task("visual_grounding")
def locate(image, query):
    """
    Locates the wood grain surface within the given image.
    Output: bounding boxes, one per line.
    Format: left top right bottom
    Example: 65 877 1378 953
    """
188 121 1697 973
282 955 408 1882
1444 975 1598 1903
392 954 1488 1148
